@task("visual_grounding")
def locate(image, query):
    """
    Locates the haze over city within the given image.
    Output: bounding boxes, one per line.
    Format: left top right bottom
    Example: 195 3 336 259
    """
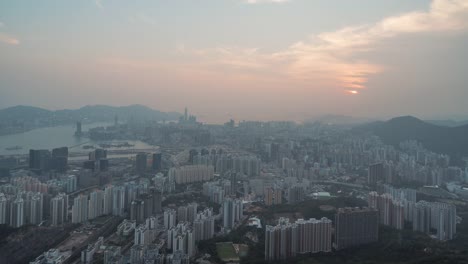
1 0 468 122
3 1 468 264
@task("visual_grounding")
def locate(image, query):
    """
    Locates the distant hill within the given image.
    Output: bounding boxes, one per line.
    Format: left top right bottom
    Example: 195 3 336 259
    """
425 119 468 127
0 104 181 126
357 116 468 162
0 105 52 122
305 115 376 126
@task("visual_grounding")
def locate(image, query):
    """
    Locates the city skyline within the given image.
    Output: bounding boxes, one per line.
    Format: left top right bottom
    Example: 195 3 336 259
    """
1 0 468 123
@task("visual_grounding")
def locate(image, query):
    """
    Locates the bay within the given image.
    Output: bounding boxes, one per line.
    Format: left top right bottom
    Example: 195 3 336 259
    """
0 123 155 156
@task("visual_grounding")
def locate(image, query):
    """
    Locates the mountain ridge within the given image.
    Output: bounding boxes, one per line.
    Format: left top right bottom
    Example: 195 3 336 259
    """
0 104 182 126
356 115 468 164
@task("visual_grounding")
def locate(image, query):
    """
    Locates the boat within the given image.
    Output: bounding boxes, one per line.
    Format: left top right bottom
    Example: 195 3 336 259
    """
82 145 95 149
5 146 22 151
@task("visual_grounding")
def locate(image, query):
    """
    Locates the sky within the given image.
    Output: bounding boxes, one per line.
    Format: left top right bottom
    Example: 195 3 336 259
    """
0 0 468 123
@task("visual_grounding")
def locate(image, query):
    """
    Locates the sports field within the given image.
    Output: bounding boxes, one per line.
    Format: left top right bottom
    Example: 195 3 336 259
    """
216 242 240 262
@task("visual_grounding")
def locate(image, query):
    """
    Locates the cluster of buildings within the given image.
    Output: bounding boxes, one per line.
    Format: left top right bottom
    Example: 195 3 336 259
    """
368 192 405 230
8 175 77 195
29 147 69 172
168 165 214 185
167 222 196 257
222 197 244 230
412 201 457 241
83 148 109 172
265 207 379 261
265 217 332 261
334 207 379 250
368 185 457 241
71 184 163 224
0 184 71 228
81 202 213 264
30 248 68 264
192 150 261 177
264 186 282 206
0 191 44 227
202 180 234 204
165 206 216 256
3 116 467 264
135 152 162 174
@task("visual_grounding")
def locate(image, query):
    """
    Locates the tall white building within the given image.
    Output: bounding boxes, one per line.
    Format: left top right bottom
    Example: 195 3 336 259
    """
164 209 177 230
0 193 8 225
145 216 158 230
134 224 152 245
413 201 457 241
167 222 196 257
112 186 125 216
29 193 43 225
193 208 214 241
10 196 24 228
88 190 104 220
72 194 89 223
187 203 198 223
103 185 113 215
51 193 68 226
265 217 332 261
168 165 214 185
368 192 404 230
223 198 243 229
177 206 188 223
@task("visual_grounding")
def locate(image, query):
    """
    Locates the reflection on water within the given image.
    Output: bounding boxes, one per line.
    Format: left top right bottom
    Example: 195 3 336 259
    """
0 123 156 156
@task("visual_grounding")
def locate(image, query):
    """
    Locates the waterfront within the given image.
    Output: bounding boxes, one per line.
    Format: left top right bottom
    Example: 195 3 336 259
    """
0 123 155 156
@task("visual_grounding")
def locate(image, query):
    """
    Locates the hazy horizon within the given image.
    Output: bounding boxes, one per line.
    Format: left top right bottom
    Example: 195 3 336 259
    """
1 0 468 123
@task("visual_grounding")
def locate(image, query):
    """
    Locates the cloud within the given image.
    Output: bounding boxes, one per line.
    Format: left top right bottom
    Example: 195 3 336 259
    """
244 0 291 3
0 33 19 45
128 13 158 27
187 0 468 92
95 0 103 9
95 0 468 96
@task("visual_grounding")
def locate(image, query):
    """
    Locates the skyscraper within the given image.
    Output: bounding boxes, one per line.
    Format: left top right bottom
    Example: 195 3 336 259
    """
134 224 151 245
10 196 24 228
152 153 162 172
112 186 125 216
335 207 379 250
177 206 188 223
164 209 177 229
168 165 214 185
135 153 148 173
51 193 68 226
0 194 8 225
130 200 145 223
29 149 51 171
167 222 196 257
368 192 404 230
75 121 82 137
287 185 304 204
412 201 457 241
88 190 104 220
368 163 384 187
150 188 162 214
265 217 332 261
29 193 43 225
187 203 198 223
103 185 113 215
223 197 243 229
265 187 282 206
193 208 215 242
72 195 89 223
